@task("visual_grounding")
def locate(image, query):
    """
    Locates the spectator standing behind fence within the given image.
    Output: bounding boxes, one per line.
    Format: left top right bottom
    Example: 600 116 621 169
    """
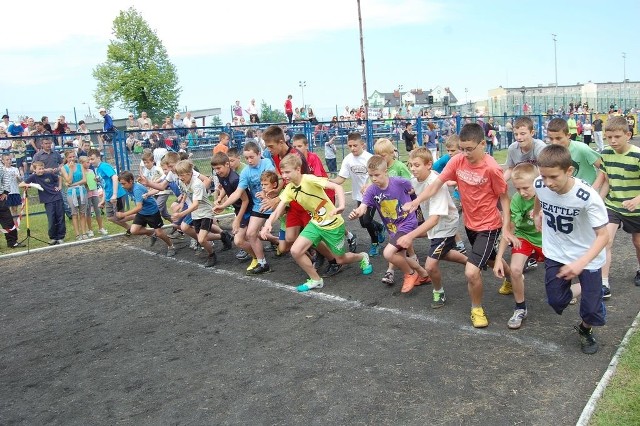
138 111 152 129
11 138 27 177
1 154 22 217
583 119 593 146
245 99 259 123
233 101 243 119
425 122 438 160
0 160 23 248
20 161 66 245
284 95 293 123
79 156 107 238
567 113 578 140
324 136 338 177
0 114 9 131
402 123 417 152
60 150 88 240
485 117 496 157
592 117 604 152
506 118 513 146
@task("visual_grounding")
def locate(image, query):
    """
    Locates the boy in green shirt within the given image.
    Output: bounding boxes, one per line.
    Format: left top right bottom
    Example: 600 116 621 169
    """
494 163 544 329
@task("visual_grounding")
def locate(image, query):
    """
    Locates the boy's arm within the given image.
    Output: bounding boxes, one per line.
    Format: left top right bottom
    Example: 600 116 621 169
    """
532 195 543 231
596 172 609 199
402 177 444 213
330 175 346 185
591 159 603 192
396 215 439 248
557 226 609 280
324 180 345 214
230 191 250 233
214 186 244 212
348 202 369 220
109 175 119 202
503 167 514 182
138 175 169 191
116 200 142 218
499 192 518 246
260 198 289 239
174 199 198 219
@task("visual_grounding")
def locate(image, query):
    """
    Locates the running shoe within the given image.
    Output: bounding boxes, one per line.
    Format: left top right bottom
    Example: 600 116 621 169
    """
470 307 489 328
401 272 420 293
360 252 373 275
498 279 513 295
348 234 358 253
297 278 324 292
431 291 446 309
507 308 528 329
381 270 395 285
575 324 599 354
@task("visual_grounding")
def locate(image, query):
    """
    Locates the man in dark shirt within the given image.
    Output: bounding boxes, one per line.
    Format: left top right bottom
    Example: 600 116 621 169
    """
592 118 604 152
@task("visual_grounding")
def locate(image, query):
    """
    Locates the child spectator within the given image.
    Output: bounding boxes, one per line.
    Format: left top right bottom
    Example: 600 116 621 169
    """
503 116 547 182
260 154 373 292
213 132 230 155
493 163 544 329
11 139 27 177
87 149 131 234
546 118 602 187
171 160 217 267
214 141 279 274
211 152 252 260
0 159 23 248
425 122 438 160
331 132 386 256
324 136 338 177
405 123 515 328
79 156 107 237
533 144 609 354
350 155 427 293
398 148 467 307
596 116 640 293
117 171 175 257
20 161 66 244
2 154 22 217
60 150 88 240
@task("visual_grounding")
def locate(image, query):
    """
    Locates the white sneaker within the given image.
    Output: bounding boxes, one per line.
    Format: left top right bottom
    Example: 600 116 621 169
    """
507 308 528 329
98 228 108 236
86 230 94 238
189 239 198 250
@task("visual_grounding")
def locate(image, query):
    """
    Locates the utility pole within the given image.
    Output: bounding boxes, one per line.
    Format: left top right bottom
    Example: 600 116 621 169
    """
357 0 369 120
552 34 558 92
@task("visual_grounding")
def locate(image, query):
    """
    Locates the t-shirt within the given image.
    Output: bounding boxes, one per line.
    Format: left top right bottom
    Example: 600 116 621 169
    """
86 169 98 191
567 140 600 185
218 169 252 213
32 149 63 170
592 119 603 132
213 143 229 155
338 150 373 202
142 165 171 195
600 144 640 217
129 182 158 216
273 146 310 179
510 193 542 247
280 174 343 230
179 176 213 220
238 158 276 213
412 171 459 239
505 139 547 169
534 176 607 269
567 118 578 135
95 162 126 200
439 153 507 231
387 159 412 178
362 177 417 235
24 172 63 204
324 140 337 160
306 151 335 200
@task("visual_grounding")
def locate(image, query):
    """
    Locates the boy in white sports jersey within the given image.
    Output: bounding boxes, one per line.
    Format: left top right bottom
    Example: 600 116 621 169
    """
533 144 609 354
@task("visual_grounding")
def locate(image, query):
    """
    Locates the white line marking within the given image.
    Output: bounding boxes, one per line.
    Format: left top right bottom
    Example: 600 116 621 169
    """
576 312 640 425
124 244 562 355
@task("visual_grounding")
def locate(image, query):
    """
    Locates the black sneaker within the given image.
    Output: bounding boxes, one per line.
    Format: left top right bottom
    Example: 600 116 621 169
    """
204 252 217 268
221 231 233 251
602 286 611 300
10 242 25 248
150 235 158 247
523 256 538 273
321 262 344 278
313 252 326 270
125 229 132 237
635 270 640 287
248 263 271 274
574 324 599 354
348 234 358 253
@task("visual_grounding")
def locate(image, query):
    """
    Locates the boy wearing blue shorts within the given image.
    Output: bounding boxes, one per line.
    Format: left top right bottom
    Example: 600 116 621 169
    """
533 144 609 354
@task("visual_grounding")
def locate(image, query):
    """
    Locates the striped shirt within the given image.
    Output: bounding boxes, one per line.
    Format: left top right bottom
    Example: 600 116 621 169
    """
600 144 640 216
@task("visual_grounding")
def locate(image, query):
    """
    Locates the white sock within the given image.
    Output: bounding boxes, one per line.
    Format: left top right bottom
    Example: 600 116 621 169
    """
347 232 354 240
258 258 266 265
602 278 610 289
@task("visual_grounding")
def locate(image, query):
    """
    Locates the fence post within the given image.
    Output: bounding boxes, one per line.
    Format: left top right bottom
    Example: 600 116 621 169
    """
537 115 543 140
366 120 374 152
416 116 423 147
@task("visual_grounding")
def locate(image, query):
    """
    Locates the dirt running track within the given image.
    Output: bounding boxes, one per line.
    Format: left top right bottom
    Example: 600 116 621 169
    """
1 206 639 425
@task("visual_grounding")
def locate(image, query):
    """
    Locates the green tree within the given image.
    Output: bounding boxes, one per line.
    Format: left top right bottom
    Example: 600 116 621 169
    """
93 7 180 123
260 100 287 123
210 115 222 127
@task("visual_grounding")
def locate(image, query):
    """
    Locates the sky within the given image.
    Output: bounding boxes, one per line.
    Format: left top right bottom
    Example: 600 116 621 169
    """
1 0 638 124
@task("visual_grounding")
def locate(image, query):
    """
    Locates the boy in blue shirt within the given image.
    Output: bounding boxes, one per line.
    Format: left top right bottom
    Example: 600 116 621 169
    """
88 149 131 234
116 171 175 257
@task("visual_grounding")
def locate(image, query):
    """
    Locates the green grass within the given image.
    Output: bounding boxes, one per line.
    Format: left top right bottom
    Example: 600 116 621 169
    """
590 328 640 425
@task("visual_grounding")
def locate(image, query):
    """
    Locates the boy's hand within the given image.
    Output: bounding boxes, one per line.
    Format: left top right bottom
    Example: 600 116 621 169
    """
557 262 584 280
396 234 413 249
348 208 361 220
402 201 417 213
212 204 226 214
534 210 543 231
137 176 148 185
260 197 279 213
231 218 240 235
171 212 183 222
115 211 125 219
502 231 520 249
493 259 505 278
622 198 639 212
260 222 272 240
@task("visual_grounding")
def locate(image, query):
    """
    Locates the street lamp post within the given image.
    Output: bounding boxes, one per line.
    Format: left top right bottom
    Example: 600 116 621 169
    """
299 80 307 109
552 34 558 93
82 102 92 118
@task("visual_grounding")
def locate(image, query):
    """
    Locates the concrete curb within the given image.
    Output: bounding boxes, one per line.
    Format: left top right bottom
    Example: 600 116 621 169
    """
576 309 640 425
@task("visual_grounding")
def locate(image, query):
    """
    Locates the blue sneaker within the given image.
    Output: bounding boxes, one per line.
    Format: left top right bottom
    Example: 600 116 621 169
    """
297 278 324 292
376 225 386 245
360 252 373 275
368 243 381 257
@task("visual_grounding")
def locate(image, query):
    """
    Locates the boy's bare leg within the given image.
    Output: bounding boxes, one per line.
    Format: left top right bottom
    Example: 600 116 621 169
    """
154 228 173 247
465 263 484 306
290 236 320 281
246 217 266 260
234 227 253 256
509 253 528 304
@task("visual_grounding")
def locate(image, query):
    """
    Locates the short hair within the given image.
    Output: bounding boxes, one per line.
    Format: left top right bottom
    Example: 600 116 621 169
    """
459 123 484 143
1 153 11 160
537 144 572 170
118 171 134 182
513 116 534 131
245 129 255 139
262 125 285 142
260 170 279 184
87 149 101 157
219 132 229 141
292 134 308 145
347 132 363 142
243 141 261 155
78 120 85 125
163 152 180 164
78 156 89 164
367 155 388 171
445 134 460 149
547 118 569 134
179 152 189 161
409 147 433 164
280 153 302 170
511 162 538 182
32 161 45 168
174 160 193 175
227 147 240 158
141 152 154 162
211 152 230 167
605 116 629 133
374 138 395 155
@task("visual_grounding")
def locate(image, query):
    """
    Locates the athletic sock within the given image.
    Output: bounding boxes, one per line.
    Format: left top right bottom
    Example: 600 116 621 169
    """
516 301 527 310
258 258 266 265
602 278 610 288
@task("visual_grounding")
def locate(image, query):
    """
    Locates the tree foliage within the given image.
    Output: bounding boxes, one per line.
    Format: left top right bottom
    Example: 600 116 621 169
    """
210 115 222 126
93 7 180 123
259 100 287 123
